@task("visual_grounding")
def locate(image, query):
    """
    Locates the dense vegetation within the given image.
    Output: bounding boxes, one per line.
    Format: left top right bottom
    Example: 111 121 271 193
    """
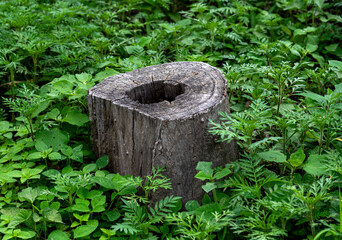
0 0 341 239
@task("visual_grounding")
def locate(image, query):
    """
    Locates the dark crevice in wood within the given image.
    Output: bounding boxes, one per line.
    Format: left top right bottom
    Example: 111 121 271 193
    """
127 80 185 104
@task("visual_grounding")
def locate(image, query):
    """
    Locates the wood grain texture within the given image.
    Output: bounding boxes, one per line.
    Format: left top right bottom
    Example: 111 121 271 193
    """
87 62 239 202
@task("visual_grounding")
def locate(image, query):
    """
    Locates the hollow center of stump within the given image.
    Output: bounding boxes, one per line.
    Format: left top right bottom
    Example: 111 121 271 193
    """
128 81 185 104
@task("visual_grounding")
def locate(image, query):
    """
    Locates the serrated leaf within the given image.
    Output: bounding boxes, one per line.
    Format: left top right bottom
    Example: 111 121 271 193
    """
303 155 326 176
18 187 40 203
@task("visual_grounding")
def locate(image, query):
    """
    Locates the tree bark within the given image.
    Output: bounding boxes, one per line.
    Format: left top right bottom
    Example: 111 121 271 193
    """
87 62 239 203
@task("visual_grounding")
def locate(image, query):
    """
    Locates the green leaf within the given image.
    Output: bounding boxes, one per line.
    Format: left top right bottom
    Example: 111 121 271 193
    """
27 152 42 160
257 151 286 163
325 43 339 53
194 203 221 221
289 147 305 167
93 176 114 189
314 0 324 10
306 43 318 53
137 36 152 47
18 187 40 203
48 152 62 160
303 155 327 176
74 220 98 238
17 230 36 239
73 199 90 212
53 80 74 94
43 208 63 223
202 182 217 193
185 200 200 211
91 199 106 212
293 29 306 37
35 140 48 152
36 128 69 152
83 164 97 173
63 111 89 126
96 156 109 169
195 162 213 176
213 167 231 179
104 209 120 221
329 60 342 70
48 230 70 240
194 171 212 181
8 209 32 228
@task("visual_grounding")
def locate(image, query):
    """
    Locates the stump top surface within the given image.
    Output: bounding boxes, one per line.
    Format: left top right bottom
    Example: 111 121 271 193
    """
88 62 227 120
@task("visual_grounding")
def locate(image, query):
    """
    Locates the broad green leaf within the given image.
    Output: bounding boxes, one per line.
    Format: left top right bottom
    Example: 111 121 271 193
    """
329 60 342 70
36 129 69 152
35 140 49 152
194 203 221 221
43 208 63 223
48 152 62 160
289 147 305 167
53 80 74 94
18 187 40 203
293 29 306 37
202 182 217 193
314 0 324 10
137 36 152 47
194 171 212 181
74 220 98 238
83 163 97 173
104 210 120 221
325 43 339 52
303 155 327 176
213 168 231 180
93 176 114 189
27 152 42 160
48 230 70 240
96 156 109 169
72 199 90 212
63 111 89 126
17 230 36 239
75 73 92 84
8 209 32 228
91 195 106 212
185 200 200 211
257 151 286 163
306 43 318 53
195 162 213 176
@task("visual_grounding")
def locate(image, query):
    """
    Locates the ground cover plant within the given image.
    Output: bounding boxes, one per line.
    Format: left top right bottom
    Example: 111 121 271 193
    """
0 0 341 239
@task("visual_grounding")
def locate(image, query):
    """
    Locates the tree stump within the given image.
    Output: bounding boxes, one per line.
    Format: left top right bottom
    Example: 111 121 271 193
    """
87 62 239 203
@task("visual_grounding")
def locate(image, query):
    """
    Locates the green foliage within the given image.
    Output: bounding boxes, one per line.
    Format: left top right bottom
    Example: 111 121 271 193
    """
0 0 341 239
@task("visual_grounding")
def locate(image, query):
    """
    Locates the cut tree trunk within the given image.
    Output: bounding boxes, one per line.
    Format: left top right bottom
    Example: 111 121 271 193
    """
87 62 239 203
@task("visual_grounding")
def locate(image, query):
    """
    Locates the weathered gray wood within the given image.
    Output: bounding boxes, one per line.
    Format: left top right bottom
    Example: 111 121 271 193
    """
87 62 239 203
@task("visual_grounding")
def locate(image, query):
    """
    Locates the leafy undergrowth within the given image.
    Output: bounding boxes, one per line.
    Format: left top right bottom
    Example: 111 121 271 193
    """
0 0 341 239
